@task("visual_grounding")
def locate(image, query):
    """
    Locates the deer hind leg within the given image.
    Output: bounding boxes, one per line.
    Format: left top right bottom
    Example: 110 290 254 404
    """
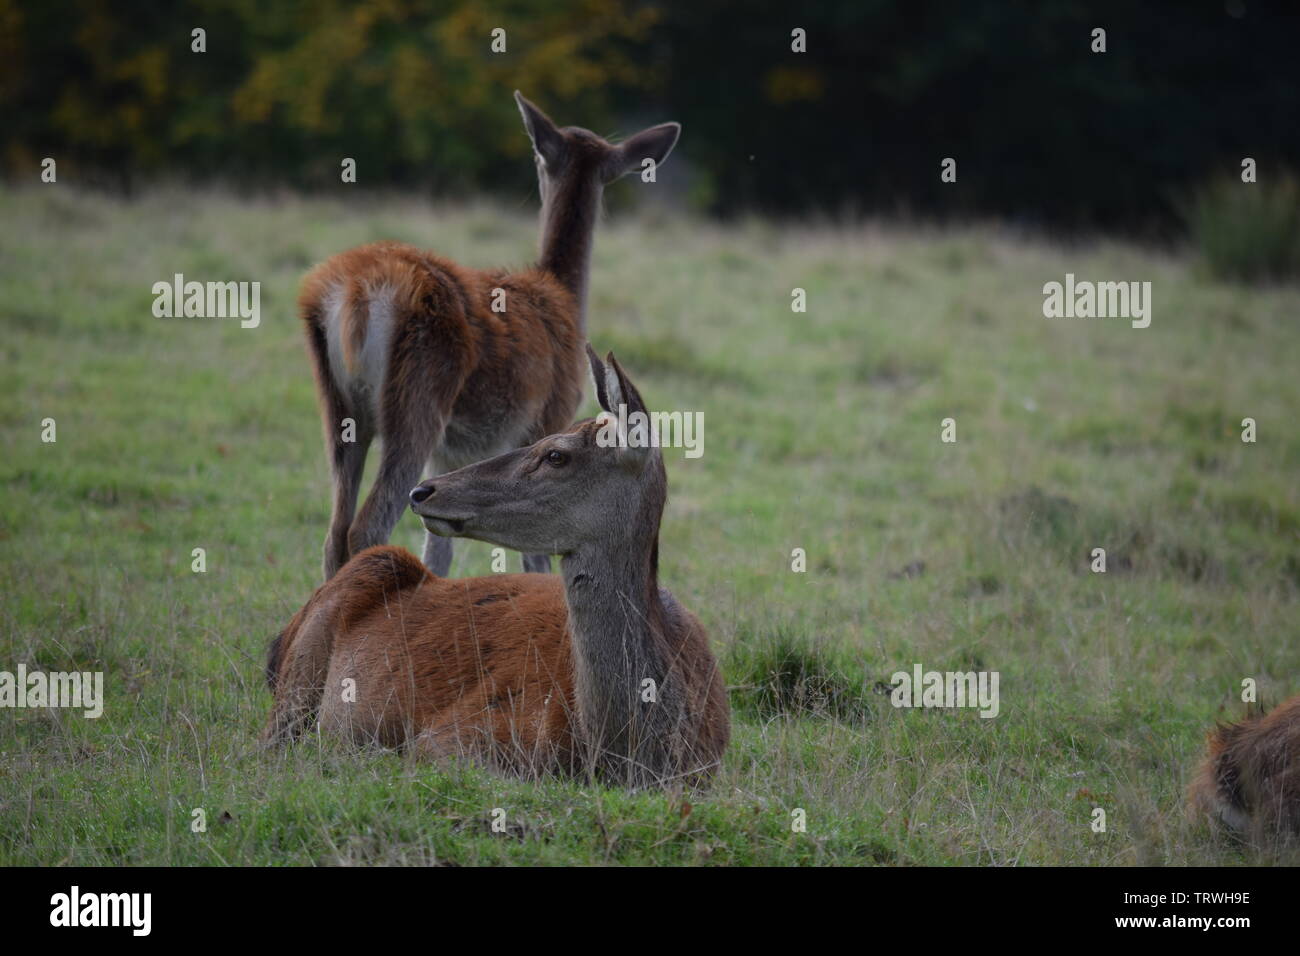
323 420 373 580
348 390 447 560
304 315 375 580
349 435 438 558
263 603 336 745
411 701 503 768
348 257 472 570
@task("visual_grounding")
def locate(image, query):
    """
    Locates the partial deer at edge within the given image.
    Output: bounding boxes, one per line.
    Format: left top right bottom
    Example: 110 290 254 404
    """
1188 693 1300 841
265 349 730 789
300 92 680 580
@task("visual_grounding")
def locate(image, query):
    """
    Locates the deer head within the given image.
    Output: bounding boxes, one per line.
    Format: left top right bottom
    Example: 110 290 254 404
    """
514 91 680 203
409 345 666 560
513 92 680 332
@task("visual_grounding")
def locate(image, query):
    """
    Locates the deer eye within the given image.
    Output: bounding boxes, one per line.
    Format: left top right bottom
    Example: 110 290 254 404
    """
545 450 568 467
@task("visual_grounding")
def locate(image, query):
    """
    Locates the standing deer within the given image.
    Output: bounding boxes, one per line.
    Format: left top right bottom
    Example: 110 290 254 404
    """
1187 693 1300 841
265 349 730 789
299 92 680 580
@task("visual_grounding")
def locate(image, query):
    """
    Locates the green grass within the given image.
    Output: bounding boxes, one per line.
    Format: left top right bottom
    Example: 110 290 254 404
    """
1182 173 1300 282
1 185 1298 865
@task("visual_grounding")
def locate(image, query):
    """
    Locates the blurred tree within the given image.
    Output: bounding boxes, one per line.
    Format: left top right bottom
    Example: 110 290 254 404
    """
4 0 1298 232
2 0 659 190
652 0 1300 230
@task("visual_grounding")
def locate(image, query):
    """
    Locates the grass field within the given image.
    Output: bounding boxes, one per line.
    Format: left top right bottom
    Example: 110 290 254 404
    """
1 184 1298 865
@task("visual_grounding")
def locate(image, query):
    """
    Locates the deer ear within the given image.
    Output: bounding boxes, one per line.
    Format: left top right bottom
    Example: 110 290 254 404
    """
515 91 565 166
585 342 611 413
604 352 653 468
605 351 649 419
603 122 680 183
601 352 625 415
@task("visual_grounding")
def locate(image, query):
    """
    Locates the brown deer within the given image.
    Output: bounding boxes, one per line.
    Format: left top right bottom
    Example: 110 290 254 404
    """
265 349 730 789
1188 693 1300 841
299 92 680 580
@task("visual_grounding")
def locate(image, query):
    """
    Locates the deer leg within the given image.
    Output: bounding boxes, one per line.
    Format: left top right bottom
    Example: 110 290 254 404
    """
522 553 552 573
307 315 374 580
418 450 455 575
348 434 436 559
263 602 337 745
423 533 454 577
323 427 372 579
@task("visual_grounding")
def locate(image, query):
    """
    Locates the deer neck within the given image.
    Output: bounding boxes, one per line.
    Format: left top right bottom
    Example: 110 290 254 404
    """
537 174 602 334
559 526 686 781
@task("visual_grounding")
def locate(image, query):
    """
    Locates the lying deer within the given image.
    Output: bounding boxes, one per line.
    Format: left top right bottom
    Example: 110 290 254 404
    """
299 92 681 579
265 349 729 789
1188 693 1300 840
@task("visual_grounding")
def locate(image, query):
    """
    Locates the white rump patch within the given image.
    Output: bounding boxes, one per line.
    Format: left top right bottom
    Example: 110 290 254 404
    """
323 282 395 411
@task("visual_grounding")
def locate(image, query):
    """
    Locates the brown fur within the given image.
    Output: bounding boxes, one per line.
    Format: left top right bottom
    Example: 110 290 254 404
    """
299 243 584 576
1188 694 1300 839
299 93 680 581
268 351 727 788
264 545 729 784
299 242 584 463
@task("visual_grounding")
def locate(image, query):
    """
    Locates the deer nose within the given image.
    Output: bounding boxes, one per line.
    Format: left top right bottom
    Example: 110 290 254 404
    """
409 484 435 505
